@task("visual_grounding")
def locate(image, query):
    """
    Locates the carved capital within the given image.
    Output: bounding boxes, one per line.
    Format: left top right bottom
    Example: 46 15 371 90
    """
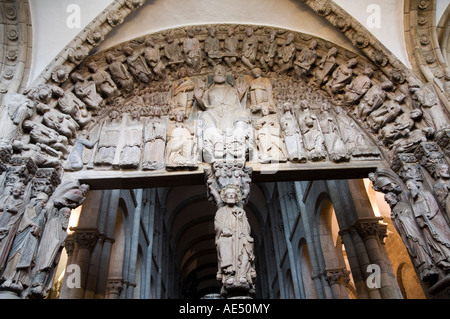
324 268 350 286
64 234 75 256
73 228 99 251
204 160 252 207
354 218 385 240
106 277 123 298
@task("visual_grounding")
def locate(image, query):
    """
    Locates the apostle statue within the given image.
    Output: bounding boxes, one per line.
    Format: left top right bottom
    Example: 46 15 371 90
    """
406 179 450 276
0 193 49 294
142 107 166 170
214 185 256 295
0 182 28 273
280 102 307 162
385 192 438 282
255 105 288 163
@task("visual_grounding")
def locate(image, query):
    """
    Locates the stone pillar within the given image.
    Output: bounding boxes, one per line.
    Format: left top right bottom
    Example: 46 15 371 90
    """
83 233 104 298
338 228 370 299
69 228 98 299
355 218 399 299
94 237 115 298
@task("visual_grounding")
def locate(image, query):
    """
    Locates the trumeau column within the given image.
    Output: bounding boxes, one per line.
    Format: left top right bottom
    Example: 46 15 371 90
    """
205 160 255 299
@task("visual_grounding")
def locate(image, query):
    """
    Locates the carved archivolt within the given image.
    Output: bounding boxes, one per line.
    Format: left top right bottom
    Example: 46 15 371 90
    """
0 0 32 102
404 0 450 108
7 24 402 175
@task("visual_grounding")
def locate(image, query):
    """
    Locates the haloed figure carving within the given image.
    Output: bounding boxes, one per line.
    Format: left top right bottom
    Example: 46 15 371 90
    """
214 186 256 296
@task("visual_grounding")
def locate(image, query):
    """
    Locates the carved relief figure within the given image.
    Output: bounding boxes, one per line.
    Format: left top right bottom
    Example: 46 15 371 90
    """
334 106 379 158
214 186 256 294
195 65 251 163
123 45 152 84
165 111 196 169
169 67 195 119
223 27 239 70
39 104 79 140
277 32 296 74
353 80 391 120
204 27 222 67
378 108 421 147
324 58 358 97
294 39 318 80
280 102 307 162
0 182 27 273
105 52 135 95
241 27 258 70
87 61 118 99
0 93 34 141
255 105 287 163
29 182 88 298
57 90 92 128
64 130 98 171
433 163 450 221
183 28 202 72
142 107 166 170
248 68 276 113
313 46 338 86
71 72 103 111
12 139 62 169
94 110 122 166
406 179 450 275
0 193 48 294
259 30 278 72
22 120 69 158
343 67 373 105
297 101 326 161
164 33 184 71
318 102 349 162
29 207 71 298
410 83 450 132
385 192 438 282
119 109 143 169
144 37 166 80
366 94 404 132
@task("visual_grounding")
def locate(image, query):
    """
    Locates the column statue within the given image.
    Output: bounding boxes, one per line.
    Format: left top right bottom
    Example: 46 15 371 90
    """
214 185 256 297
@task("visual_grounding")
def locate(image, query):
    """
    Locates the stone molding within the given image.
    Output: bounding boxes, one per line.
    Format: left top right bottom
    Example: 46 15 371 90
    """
0 0 32 103
404 0 450 110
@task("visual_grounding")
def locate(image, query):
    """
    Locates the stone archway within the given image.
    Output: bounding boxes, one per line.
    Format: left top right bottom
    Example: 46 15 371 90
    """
0 0 449 299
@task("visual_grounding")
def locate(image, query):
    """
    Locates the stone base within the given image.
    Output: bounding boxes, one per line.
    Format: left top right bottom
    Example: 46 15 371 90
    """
221 283 255 299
